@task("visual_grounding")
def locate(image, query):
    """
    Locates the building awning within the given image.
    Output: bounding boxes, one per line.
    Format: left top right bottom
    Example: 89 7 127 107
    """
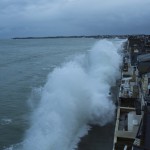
137 53 150 62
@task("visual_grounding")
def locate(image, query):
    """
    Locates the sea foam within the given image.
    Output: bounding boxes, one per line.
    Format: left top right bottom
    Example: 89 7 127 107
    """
22 39 124 150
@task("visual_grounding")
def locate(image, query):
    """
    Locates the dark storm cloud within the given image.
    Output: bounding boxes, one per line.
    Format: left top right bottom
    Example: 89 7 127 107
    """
0 0 150 38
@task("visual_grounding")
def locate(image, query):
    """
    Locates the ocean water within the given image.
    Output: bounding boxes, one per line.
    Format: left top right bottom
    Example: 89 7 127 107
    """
0 38 125 150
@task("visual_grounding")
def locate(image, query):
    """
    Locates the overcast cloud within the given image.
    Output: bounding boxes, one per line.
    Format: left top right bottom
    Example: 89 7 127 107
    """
0 0 150 38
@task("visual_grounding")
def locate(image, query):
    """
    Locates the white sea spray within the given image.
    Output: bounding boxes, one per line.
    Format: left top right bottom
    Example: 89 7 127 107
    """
22 39 125 150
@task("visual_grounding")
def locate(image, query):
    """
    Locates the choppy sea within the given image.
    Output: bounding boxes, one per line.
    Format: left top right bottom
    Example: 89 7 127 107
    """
0 38 125 150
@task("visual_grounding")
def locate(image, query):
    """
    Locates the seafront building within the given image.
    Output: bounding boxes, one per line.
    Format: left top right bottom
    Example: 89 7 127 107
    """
113 36 150 150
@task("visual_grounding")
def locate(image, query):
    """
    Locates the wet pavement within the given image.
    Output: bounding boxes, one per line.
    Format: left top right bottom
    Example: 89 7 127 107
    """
77 85 119 150
78 123 115 150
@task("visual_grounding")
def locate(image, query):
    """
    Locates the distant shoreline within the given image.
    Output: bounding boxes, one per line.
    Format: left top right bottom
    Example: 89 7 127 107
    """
12 35 132 40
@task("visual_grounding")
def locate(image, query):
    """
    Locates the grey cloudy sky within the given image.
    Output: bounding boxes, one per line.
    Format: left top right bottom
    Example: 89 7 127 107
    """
0 0 150 38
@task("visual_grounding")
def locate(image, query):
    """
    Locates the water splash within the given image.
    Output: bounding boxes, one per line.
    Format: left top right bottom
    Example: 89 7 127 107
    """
0 118 12 126
22 39 124 150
